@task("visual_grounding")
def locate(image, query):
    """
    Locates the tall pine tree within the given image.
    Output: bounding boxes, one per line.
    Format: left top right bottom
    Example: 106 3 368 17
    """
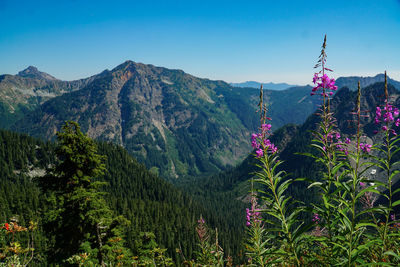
39 121 131 265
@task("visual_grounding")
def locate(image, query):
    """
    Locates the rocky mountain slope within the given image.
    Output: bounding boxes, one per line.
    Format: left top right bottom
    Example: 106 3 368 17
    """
0 66 97 127
11 61 255 178
7 63 394 179
332 73 400 91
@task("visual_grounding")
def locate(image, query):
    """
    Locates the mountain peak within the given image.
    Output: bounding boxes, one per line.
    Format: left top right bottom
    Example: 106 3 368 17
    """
17 66 58 81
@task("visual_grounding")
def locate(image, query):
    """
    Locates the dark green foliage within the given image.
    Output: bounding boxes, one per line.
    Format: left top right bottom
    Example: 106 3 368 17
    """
132 232 173 266
97 141 202 263
0 126 218 264
0 102 30 129
0 129 54 264
39 121 132 264
214 86 260 131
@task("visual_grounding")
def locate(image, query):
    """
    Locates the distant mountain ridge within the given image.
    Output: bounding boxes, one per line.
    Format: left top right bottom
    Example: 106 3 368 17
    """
231 74 400 92
335 73 400 91
17 66 58 81
0 66 98 128
230 81 298 90
5 63 397 179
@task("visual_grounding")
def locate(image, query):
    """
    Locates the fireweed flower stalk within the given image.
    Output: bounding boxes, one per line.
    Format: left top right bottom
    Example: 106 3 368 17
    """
302 35 348 265
245 190 269 267
246 193 262 227
246 85 306 266
335 82 379 266
194 216 224 266
369 72 400 262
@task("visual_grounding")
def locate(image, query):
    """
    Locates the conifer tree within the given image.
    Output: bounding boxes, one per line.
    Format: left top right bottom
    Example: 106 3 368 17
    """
39 121 131 265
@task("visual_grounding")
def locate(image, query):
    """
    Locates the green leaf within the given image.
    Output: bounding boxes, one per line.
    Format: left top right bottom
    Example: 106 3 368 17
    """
356 207 386 218
392 199 400 207
331 161 345 175
356 187 382 201
383 250 400 260
393 187 400 196
307 181 323 189
355 222 377 229
295 152 318 159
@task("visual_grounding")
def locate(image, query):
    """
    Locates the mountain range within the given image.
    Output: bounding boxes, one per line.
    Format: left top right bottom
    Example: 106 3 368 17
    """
230 81 298 90
335 73 400 91
231 74 400 92
0 62 319 179
1 62 400 179
0 66 97 128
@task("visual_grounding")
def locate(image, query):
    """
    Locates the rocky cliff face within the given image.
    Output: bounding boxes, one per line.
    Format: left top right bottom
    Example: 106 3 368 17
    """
11 61 253 178
0 66 97 127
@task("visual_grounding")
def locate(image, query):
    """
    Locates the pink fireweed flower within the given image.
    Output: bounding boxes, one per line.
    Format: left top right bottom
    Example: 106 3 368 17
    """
311 73 337 96
360 182 366 188
336 140 349 155
329 79 338 90
269 144 278 153
359 143 372 153
383 111 394 122
313 73 319 84
263 139 271 146
376 107 382 118
384 103 393 112
246 208 251 226
261 124 272 132
251 133 277 157
321 74 330 85
375 101 400 133
345 137 351 144
246 204 262 227
251 140 259 149
312 214 320 224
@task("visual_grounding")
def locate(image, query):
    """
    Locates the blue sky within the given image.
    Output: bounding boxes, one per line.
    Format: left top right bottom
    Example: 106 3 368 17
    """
1 0 400 84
